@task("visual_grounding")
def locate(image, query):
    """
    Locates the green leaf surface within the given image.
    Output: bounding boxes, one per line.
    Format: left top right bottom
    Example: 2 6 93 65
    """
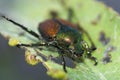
0 0 120 80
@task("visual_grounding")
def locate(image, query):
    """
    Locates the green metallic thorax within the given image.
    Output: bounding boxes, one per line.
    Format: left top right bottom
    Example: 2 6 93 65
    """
56 25 83 54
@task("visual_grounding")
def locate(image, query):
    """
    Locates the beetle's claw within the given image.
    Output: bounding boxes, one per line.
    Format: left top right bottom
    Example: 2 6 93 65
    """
94 60 98 66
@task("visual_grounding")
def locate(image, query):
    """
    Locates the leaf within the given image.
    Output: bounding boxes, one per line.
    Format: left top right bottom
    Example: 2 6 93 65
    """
0 0 120 80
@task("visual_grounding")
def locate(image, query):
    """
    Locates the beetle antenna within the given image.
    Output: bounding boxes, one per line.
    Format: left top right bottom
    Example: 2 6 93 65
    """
1 15 41 40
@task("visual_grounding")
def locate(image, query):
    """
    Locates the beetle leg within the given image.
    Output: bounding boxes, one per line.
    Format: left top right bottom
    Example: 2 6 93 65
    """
66 7 80 23
61 54 67 72
59 0 75 22
87 54 98 65
49 10 58 19
57 48 67 72
1 15 41 40
77 24 97 51
16 41 61 50
16 43 48 48
67 8 74 22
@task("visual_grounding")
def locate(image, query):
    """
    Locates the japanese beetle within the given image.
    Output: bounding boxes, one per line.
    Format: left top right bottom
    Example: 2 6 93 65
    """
1 15 97 72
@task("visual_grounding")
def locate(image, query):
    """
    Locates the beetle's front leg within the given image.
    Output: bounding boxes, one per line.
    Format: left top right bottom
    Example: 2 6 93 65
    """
87 54 98 66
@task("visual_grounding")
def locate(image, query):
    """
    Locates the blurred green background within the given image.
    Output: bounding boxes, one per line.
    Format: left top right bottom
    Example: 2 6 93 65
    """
0 0 120 80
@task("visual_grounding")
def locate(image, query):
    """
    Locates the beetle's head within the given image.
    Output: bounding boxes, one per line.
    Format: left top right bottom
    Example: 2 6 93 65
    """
81 41 91 56
71 41 92 58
